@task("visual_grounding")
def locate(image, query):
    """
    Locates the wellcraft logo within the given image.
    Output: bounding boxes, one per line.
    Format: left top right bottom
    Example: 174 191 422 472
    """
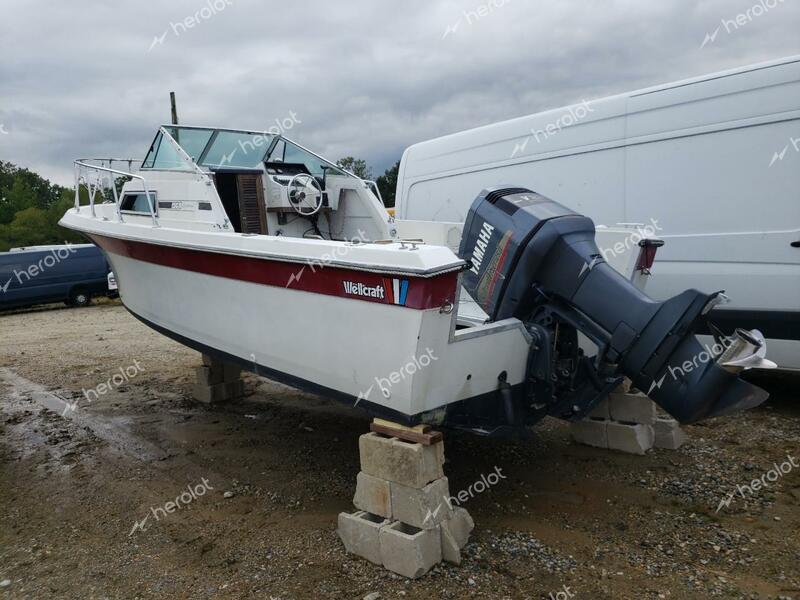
342 278 410 305
343 281 386 299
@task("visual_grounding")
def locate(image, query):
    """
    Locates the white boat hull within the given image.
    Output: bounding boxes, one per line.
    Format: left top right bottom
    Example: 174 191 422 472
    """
82 227 530 421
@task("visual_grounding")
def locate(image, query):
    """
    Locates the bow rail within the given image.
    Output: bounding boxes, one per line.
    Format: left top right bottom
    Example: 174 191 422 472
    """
73 158 158 227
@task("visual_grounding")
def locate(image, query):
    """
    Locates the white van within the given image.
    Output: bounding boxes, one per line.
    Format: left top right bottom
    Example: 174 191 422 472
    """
396 56 800 370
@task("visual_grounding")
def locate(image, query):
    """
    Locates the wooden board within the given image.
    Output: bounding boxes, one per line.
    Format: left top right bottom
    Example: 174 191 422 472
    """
370 419 443 446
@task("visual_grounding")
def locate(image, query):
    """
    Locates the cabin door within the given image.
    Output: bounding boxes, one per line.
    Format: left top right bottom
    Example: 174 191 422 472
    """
236 174 267 235
214 172 268 234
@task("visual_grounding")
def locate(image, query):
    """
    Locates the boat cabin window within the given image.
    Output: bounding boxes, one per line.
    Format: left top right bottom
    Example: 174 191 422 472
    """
120 192 157 214
265 139 348 179
142 126 357 183
141 131 196 170
163 127 213 163
200 131 274 169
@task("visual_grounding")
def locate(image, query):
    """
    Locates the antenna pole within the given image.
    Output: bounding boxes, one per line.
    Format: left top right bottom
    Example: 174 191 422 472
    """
170 92 179 125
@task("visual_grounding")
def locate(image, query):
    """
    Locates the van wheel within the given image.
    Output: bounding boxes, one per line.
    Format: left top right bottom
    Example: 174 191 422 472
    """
69 289 91 307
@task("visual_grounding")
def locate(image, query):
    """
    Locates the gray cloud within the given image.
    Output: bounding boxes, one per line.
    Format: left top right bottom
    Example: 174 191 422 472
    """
0 0 798 185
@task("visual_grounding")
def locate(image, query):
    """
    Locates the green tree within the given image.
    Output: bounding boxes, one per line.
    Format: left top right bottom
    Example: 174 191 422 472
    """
336 156 373 180
0 207 52 249
0 161 64 211
0 176 42 224
376 160 400 208
0 163 86 251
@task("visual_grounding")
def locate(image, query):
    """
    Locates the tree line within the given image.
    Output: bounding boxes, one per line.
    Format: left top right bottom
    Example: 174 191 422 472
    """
0 157 400 252
0 161 87 252
336 157 400 208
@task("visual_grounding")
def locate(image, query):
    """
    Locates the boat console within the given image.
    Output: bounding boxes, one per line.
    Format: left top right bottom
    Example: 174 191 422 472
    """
128 126 393 241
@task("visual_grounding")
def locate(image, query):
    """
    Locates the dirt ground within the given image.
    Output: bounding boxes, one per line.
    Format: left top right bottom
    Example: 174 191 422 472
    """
0 302 798 600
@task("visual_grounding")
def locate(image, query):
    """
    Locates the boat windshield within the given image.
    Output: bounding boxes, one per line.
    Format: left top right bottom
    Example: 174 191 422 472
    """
201 130 274 168
141 126 352 177
265 138 349 178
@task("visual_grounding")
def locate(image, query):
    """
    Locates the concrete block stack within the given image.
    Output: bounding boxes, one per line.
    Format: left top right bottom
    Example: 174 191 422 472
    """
338 431 474 579
571 382 688 454
192 354 244 404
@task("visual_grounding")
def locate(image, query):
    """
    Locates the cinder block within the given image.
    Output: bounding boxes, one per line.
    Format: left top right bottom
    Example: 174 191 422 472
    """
571 419 608 449
192 380 244 404
608 392 657 425
359 433 444 489
193 383 219 404
449 507 474 547
614 379 632 394
588 398 610 420
353 472 392 518
390 476 452 529
222 363 241 383
440 521 462 565
338 511 389 565
195 365 224 386
653 417 688 450
439 507 474 565
606 422 654 455
379 521 441 579
199 354 241 384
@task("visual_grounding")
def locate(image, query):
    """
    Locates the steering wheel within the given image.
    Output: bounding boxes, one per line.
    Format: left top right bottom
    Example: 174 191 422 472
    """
287 173 323 216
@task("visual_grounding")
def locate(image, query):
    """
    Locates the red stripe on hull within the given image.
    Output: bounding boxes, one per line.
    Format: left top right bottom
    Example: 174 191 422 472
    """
90 234 458 310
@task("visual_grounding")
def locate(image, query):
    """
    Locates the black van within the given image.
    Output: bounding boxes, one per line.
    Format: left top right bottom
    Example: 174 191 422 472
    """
0 244 115 311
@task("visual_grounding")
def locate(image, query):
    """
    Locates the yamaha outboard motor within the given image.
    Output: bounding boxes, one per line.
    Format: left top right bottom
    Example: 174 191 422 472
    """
459 187 772 425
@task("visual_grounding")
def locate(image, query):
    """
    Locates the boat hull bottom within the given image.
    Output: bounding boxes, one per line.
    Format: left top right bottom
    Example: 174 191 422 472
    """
126 306 537 434
124 305 422 425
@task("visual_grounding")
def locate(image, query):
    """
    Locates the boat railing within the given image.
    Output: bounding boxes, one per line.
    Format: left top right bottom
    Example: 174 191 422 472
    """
73 158 159 227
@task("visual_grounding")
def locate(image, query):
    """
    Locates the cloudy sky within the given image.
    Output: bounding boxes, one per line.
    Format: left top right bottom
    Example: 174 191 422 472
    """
0 0 798 186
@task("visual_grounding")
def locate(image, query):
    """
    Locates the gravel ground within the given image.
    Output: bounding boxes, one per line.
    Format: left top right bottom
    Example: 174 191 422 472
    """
0 302 798 600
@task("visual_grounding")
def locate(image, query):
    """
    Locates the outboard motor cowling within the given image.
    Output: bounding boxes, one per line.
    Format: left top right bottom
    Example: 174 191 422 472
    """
459 187 771 424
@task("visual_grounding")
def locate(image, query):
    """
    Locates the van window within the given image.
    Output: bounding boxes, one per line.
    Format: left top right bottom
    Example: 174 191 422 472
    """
120 192 157 214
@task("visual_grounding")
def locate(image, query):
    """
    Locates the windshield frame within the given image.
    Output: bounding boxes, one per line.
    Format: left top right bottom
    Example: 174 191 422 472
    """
140 125 361 182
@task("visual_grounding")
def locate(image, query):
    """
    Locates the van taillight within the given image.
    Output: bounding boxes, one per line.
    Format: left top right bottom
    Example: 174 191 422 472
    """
636 239 665 273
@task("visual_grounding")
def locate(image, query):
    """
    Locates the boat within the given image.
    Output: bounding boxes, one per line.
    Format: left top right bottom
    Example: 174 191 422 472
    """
60 125 775 435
